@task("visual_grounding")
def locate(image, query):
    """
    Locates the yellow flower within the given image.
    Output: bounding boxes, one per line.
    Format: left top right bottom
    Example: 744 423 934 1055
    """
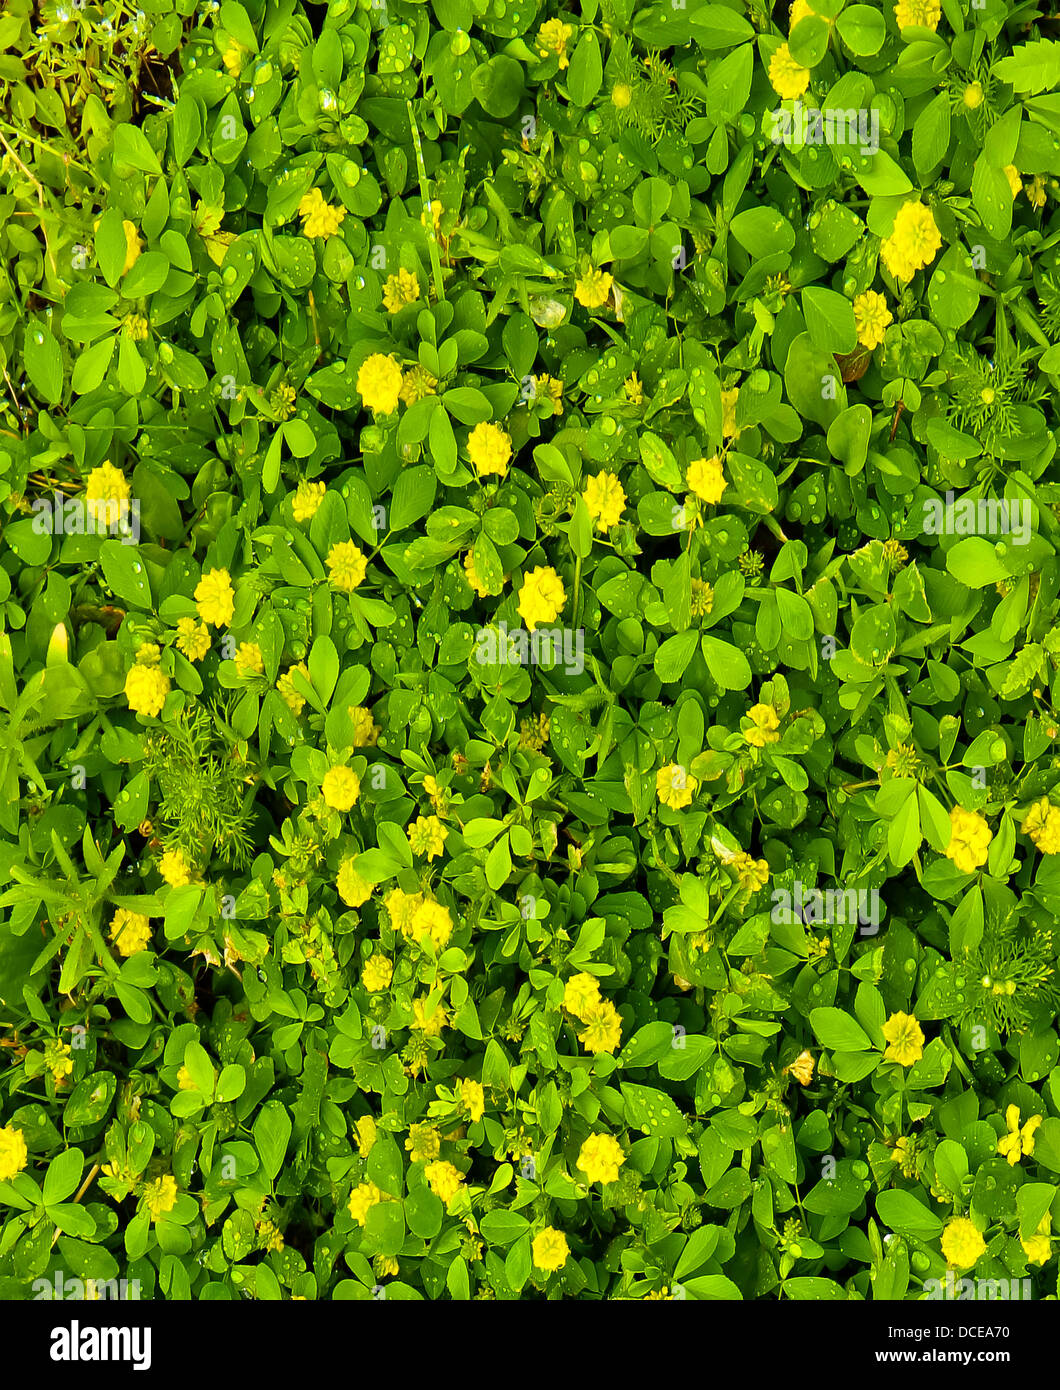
175 617 210 661
786 1050 815 1085
412 997 449 1036
768 43 810 100
532 1226 569 1272
121 221 143 276
0 1125 28 1181
362 955 392 991
354 1116 377 1156
880 201 942 282
459 1078 485 1123
337 859 372 908
406 1123 441 1163
276 662 310 714
577 1133 626 1185
1023 798 1060 855
583 471 626 531
357 353 403 415
463 549 495 598
85 461 131 530
656 763 697 810
940 1216 986 1270
143 1175 178 1223
326 540 368 592
578 999 622 1054
789 0 814 25
158 846 195 887
424 1160 464 1204
410 899 453 950
400 364 438 405
322 765 361 812
945 806 992 873
1021 1211 1052 1266
625 373 644 404
1002 164 1021 199
564 972 602 1020
109 908 152 957
44 1039 73 1083
408 815 448 861
732 852 769 892
534 374 564 413
124 313 149 342
195 568 235 627
686 455 727 505
349 705 380 747
421 199 443 234
517 565 566 631
853 291 892 350
221 37 247 75
894 0 941 30
385 888 424 935
744 703 781 748
348 1181 384 1225
298 187 347 239
234 642 263 677
537 18 573 67
963 81 984 109
691 579 714 618
881 1011 925 1067
997 1105 1042 1166
125 664 170 717
575 268 613 309
382 268 421 312
176 1064 194 1090
292 480 326 522
467 421 512 478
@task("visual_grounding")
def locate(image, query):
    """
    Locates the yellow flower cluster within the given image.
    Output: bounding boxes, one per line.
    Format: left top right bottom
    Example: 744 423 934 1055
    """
744 703 781 748
0 1125 28 1181
1022 798 1060 855
357 353 403 414
176 617 211 662
124 660 171 718
382 268 421 313
337 859 372 908
894 0 940 30
880 201 942 282
532 1226 569 1272
109 908 153 957
408 815 448 861
768 43 810 100
292 480 326 522
656 763 697 810
940 1216 985 1270
362 955 392 991
85 460 131 530
322 765 361 812
467 421 512 477
517 566 566 631
575 268 614 309
537 18 573 67
563 972 622 1054
583 471 626 531
997 1105 1042 1166
881 1011 924 1067
853 291 892 350
326 540 368 592
159 846 197 887
577 1133 626 1185
142 1174 178 1223
195 568 235 627
298 187 346 239
686 456 726 505
945 805 991 873
277 662 310 713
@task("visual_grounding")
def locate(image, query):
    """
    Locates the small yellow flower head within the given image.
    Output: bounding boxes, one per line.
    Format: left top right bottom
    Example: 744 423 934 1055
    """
349 705 380 747
121 221 143 276
537 18 573 67
744 703 781 748
412 997 449 1036
354 1115 377 1156
400 364 438 406
124 664 170 717
963 80 984 109
768 43 810 100
997 1104 1042 1166
175 617 210 662
322 765 361 812
467 421 513 478
292 480 326 522
1003 164 1021 199
406 1123 442 1163
459 1078 485 1123
44 1039 74 1083
894 0 941 30
945 806 992 874
786 1050 815 1085
656 763 697 810
880 201 942 282
348 1180 384 1225
221 37 247 75
583 471 626 531
337 859 372 908
463 549 494 598
1023 798 1060 855
408 815 448 861
940 1216 986 1270
362 954 392 992
298 187 347 239
0 1125 29 1181
109 908 152 957
143 1174 178 1223
85 461 131 530
534 374 564 413
625 372 644 404
578 999 622 1054
881 1011 925 1067
357 353 403 415
424 1160 465 1204
195 568 235 627
158 847 196 887
564 972 602 1020
385 887 424 935
517 566 566 631
411 898 453 950
421 199 444 234
271 382 296 419
691 579 714 618
277 662 310 714
124 313 150 341
234 641 263 677
176 1064 195 1090
1021 1211 1052 1266
732 852 769 892
532 1226 570 1273
135 643 161 668
1028 175 1047 210
789 0 815 25
611 82 633 109
326 540 368 592
853 291 893 350
686 455 727 505
575 267 614 310
577 1133 626 1185
382 267 421 313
